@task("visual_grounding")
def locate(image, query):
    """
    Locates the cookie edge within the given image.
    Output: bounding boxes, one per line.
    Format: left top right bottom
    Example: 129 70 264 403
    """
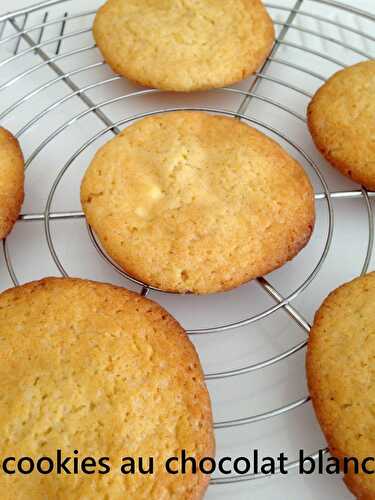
0 127 25 239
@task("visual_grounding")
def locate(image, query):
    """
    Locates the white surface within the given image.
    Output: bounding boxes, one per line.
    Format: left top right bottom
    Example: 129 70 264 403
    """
0 1 374 499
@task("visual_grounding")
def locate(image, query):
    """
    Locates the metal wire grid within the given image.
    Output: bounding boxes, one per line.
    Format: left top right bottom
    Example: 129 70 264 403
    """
0 0 374 486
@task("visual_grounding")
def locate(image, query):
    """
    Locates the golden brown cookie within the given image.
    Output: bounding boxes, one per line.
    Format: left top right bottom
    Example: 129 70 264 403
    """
81 111 315 294
307 60 375 190
0 127 24 239
307 272 375 499
93 0 274 92
0 277 214 500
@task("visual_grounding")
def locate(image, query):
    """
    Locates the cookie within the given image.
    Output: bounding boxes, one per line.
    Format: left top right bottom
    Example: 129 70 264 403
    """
0 277 214 500
93 0 274 92
307 60 375 190
81 111 315 294
307 272 375 499
0 127 24 239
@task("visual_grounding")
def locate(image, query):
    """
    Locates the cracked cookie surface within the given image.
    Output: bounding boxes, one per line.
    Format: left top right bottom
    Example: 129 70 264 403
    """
93 0 274 91
0 277 214 500
307 272 375 500
308 60 375 190
81 111 315 294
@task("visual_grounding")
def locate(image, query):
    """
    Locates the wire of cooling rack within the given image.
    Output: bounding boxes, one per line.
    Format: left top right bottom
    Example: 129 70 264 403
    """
0 0 374 486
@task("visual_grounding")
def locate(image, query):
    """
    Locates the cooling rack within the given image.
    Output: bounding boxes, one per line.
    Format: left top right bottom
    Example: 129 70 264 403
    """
0 0 374 498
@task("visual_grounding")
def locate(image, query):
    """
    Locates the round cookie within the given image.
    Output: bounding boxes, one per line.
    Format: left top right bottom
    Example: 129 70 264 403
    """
0 127 24 239
93 0 274 92
307 272 375 499
307 60 375 190
0 277 214 500
81 111 315 294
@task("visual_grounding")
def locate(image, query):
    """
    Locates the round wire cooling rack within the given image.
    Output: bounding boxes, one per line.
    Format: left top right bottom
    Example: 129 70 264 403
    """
0 0 374 491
